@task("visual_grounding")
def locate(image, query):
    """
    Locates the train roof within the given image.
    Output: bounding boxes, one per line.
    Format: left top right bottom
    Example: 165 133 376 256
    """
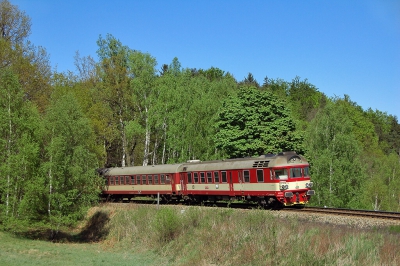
97 151 308 176
98 163 184 176
181 151 308 172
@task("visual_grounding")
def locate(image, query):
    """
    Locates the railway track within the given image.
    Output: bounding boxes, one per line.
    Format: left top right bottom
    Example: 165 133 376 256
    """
284 206 400 221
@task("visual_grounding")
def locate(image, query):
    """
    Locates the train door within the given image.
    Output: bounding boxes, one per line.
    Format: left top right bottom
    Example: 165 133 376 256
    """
229 171 234 196
180 173 187 195
238 171 245 194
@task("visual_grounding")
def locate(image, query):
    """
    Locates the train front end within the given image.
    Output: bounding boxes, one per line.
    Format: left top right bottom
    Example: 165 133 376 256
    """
269 152 315 207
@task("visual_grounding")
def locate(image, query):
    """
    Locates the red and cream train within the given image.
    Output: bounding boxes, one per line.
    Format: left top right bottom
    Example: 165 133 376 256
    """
97 151 315 208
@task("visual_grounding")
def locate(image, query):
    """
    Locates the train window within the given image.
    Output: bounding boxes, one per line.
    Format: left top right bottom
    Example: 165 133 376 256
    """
165 175 171 184
200 172 205 183
125 176 130 185
131 175 135 185
214 171 220 183
193 173 199 183
154 175 159 184
110 177 114 185
142 175 147 185
221 171 227 183
290 168 302 178
304 167 310 177
257 169 264 182
187 172 192 183
274 169 288 180
121 176 126 185
160 174 165 184
207 172 212 183
243 170 250 182
148 175 153 184
115 176 119 185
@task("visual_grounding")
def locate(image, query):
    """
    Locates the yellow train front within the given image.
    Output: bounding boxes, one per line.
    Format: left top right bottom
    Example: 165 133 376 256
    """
98 151 315 208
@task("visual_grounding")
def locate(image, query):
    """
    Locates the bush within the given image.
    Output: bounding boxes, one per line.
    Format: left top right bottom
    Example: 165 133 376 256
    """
153 208 181 245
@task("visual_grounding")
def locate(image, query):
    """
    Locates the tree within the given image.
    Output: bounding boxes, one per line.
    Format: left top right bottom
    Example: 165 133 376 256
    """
239 72 259 88
96 33 133 167
0 68 42 227
305 100 364 208
41 92 102 235
0 0 52 112
0 0 31 44
287 76 327 123
214 86 302 158
128 51 158 166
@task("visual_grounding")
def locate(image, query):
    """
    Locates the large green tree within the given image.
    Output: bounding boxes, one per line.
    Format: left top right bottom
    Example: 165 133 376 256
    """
128 51 158 166
214 86 302 158
96 34 133 167
0 68 42 227
41 91 102 235
0 0 52 112
305 99 365 208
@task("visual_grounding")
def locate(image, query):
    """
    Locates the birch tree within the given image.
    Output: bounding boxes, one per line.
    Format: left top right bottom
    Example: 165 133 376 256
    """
42 92 102 236
128 51 157 166
305 100 364 208
96 34 133 167
0 68 41 226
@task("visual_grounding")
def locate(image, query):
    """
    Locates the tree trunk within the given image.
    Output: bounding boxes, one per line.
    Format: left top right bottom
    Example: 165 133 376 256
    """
143 106 150 166
6 89 11 216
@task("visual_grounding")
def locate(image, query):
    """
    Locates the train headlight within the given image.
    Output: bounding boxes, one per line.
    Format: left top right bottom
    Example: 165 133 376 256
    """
306 182 313 188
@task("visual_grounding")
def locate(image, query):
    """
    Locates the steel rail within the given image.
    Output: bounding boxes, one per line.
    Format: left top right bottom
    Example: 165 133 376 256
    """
284 206 400 220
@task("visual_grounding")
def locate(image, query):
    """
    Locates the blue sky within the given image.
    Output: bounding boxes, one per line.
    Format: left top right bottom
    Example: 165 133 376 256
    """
12 0 400 118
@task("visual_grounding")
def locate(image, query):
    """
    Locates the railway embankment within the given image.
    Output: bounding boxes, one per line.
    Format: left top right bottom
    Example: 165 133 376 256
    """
2 203 400 265
83 203 400 265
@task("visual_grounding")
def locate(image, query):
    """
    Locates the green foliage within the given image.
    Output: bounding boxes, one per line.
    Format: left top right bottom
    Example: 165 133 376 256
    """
41 92 102 230
288 76 327 122
0 0 52 112
361 152 400 211
153 208 181 244
0 68 42 227
214 86 303 158
305 99 365 208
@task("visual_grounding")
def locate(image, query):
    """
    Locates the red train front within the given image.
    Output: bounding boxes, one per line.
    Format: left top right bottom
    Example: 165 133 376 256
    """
98 151 315 208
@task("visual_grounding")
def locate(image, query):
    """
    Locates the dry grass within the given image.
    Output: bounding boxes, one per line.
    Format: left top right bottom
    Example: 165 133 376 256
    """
92 203 400 265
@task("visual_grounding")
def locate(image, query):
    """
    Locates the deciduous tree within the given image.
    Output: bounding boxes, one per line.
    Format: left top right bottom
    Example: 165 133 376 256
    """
214 86 302 158
41 91 102 235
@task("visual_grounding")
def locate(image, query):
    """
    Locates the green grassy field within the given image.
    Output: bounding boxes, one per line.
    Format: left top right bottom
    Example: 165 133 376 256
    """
1 203 400 266
0 231 168 266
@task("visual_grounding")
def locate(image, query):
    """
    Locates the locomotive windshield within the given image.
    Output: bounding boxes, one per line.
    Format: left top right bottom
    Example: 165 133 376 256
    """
274 169 288 180
304 167 310 177
290 168 302 178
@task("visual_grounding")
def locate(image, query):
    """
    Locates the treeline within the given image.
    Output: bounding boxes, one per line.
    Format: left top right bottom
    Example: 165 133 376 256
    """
0 0 399 232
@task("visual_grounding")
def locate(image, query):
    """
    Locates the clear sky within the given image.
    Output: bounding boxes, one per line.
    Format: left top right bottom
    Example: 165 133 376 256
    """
12 0 400 118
